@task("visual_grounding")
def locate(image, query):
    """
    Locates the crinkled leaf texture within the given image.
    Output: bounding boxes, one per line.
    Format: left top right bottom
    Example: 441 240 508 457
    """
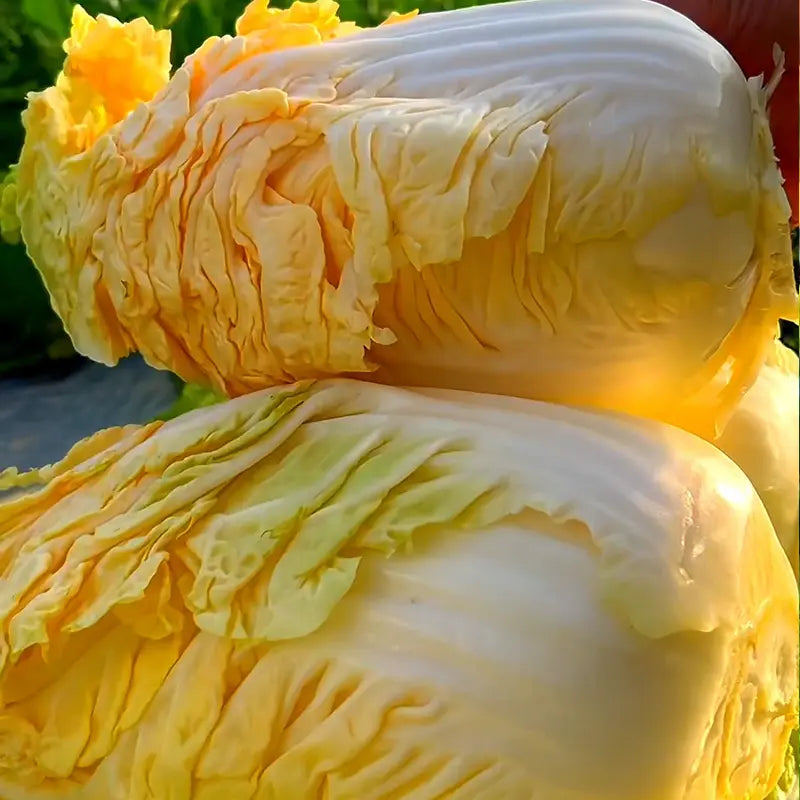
163 336 800 580
0 380 796 800
16 0 798 439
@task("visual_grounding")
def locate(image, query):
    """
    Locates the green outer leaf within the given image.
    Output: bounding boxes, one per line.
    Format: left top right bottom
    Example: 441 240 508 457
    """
156 381 225 421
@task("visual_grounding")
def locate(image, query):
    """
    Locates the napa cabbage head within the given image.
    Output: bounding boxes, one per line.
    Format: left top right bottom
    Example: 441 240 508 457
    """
0 379 796 799
13 0 798 439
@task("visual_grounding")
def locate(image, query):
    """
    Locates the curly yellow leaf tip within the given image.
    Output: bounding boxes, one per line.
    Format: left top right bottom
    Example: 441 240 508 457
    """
381 9 419 25
236 0 361 40
54 4 172 150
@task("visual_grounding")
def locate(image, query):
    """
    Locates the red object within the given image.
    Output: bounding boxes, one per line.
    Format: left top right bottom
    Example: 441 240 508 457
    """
658 0 799 224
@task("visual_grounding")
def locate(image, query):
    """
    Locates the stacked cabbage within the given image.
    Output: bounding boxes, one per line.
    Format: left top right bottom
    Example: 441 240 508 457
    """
1 1 797 798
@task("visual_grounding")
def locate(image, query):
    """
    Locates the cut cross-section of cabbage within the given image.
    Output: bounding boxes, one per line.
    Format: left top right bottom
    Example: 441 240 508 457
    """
0 380 796 799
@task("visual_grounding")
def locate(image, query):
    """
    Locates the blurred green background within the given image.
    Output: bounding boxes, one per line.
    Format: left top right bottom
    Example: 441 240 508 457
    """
0 0 797 380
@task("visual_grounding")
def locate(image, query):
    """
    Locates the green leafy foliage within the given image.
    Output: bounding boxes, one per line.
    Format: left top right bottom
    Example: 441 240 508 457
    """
156 379 225 420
